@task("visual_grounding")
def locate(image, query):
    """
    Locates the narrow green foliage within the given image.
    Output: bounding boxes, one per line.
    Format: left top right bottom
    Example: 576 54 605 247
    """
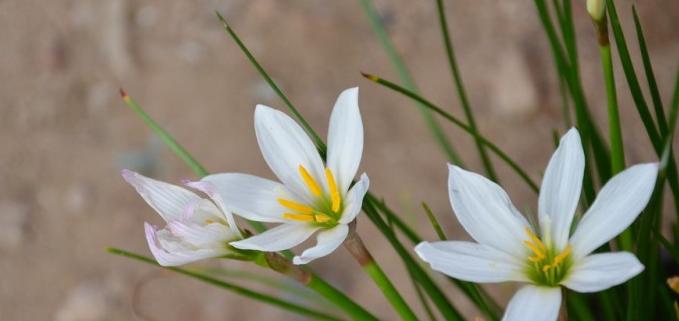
632 6 667 135
363 261 420 321
434 0 497 181
422 202 447 241
599 43 625 174
214 11 326 156
361 199 465 321
120 90 209 177
363 73 539 193
358 0 464 165
107 248 348 321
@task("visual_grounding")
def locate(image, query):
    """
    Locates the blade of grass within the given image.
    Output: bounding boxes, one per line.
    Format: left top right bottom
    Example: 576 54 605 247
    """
434 0 497 180
422 202 447 241
358 0 464 165
632 6 667 135
108 248 347 321
361 199 465 321
362 73 539 192
121 90 208 177
214 11 326 156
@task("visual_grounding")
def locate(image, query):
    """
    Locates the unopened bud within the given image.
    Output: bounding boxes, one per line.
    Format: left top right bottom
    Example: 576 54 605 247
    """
587 0 606 22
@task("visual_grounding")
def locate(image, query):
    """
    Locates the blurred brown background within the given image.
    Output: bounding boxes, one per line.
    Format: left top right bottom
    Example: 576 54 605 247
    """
1 0 678 320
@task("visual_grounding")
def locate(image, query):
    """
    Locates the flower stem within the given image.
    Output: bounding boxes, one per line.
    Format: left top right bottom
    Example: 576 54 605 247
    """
344 224 420 321
263 252 382 321
594 15 632 251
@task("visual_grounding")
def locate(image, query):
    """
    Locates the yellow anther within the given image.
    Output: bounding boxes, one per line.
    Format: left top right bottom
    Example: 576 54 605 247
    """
524 228 546 251
523 240 546 260
314 213 332 223
299 165 322 196
541 245 572 272
325 168 341 213
283 213 314 222
205 219 216 224
277 198 314 214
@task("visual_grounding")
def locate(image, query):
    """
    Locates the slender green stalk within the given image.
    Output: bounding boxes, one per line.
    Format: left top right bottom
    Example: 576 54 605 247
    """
214 11 326 155
107 248 347 321
422 202 447 241
306 275 382 321
595 21 625 174
344 229 420 321
121 90 208 177
362 200 465 321
358 0 464 165
632 6 667 135
434 0 497 181
362 72 539 192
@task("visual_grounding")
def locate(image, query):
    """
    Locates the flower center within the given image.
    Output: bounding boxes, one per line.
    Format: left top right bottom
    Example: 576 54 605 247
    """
277 165 342 227
523 228 572 286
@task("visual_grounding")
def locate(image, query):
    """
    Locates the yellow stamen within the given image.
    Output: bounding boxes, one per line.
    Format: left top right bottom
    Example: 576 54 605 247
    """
283 213 314 222
299 165 322 196
524 228 546 251
523 240 546 260
325 168 341 213
277 198 314 214
542 245 572 272
314 213 332 223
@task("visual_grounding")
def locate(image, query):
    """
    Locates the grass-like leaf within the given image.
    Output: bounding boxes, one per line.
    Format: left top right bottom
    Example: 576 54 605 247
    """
358 0 464 166
108 248 348 321
362 72 539 193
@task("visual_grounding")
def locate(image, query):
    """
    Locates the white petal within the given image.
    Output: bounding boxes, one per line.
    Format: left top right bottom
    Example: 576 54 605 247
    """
501 285 562 321
230 223 319 252
184 180 242 239
195 173 296 223
538 128 584 250
562 252 644 293
167 221 233 247
145 223 226 267
327 87 363 193
570 163 658 258
293 224 349 265
255 105 326 201
448 165 531 257
415 241 528 283
122 169 200 222
339 173 369 224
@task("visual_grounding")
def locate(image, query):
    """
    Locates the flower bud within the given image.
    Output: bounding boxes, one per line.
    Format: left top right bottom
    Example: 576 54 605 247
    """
587 0 606 21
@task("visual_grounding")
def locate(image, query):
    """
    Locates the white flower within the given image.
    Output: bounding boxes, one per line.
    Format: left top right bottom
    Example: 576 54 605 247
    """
415 128 658 321
121 169 242 266
194 87 369 265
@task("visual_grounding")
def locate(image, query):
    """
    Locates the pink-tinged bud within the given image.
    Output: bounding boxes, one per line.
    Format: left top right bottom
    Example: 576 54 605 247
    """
587 0 606 21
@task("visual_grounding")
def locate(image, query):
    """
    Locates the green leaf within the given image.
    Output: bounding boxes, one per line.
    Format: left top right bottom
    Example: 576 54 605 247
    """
433 0 497 181
358 0 464 165
362 73 539 193
107 248 347 321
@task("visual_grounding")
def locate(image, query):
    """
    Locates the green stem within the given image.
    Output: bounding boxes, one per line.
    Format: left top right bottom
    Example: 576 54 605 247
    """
107 248 347 321
344 228 420 321
214 11 326 155
595 18 631 251
358 0 464 165
362 73 539 193
434 0 497 181
121 90 209 177
306 274 382 321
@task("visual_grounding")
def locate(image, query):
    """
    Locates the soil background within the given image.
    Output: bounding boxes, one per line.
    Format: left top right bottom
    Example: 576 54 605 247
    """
1 0 678 320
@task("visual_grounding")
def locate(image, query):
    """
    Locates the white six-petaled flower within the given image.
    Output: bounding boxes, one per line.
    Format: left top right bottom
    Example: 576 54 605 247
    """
415 128 658 321
192 87 369 265
122 170 242 266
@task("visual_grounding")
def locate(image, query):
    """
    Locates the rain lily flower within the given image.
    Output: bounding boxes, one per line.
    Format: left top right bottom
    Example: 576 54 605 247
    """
193 87 369 265
416 128 658 321
122 169 242 266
